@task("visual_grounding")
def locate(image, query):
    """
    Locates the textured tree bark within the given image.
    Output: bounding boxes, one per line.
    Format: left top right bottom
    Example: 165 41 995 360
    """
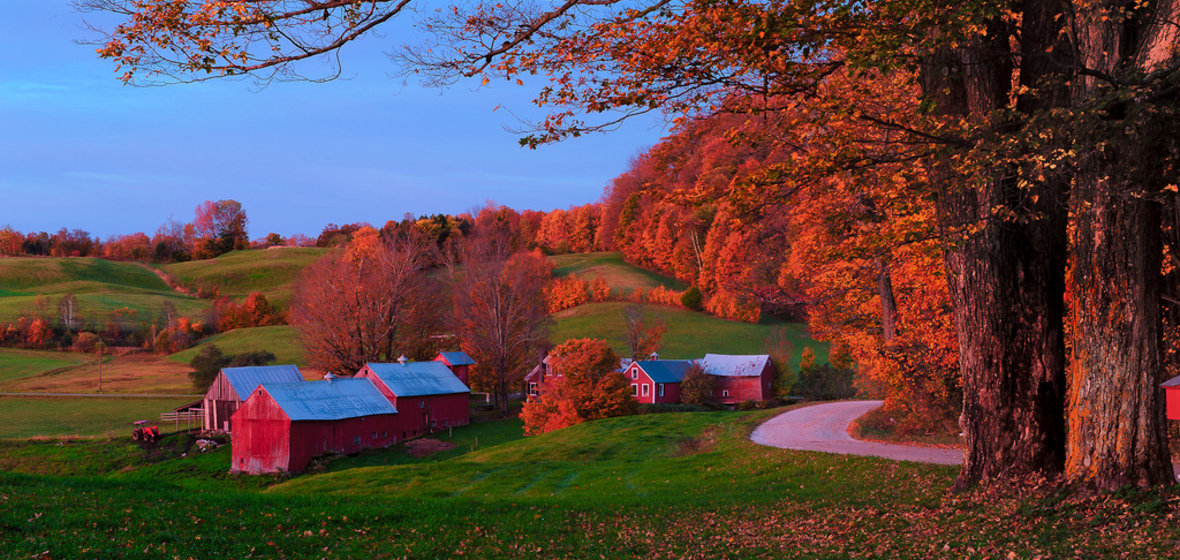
875 258 898 343
921 15 1070 489
1068 158 1173 490
1064 0 1179 490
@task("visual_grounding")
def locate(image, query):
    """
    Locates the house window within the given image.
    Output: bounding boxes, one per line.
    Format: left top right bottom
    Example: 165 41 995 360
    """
632 384 639 396
529 382 537 395
658 384 664 397
419 400 425 408
641 384 649 397
353 436 361 446
722 390 730 398
372 432 378 440
382 431 387 438
631 369 638 380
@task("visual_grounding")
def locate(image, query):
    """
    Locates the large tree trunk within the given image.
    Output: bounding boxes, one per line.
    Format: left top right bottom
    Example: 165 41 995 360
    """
1064 0 1179 490
922 18 1070 489
1067 158 1173 490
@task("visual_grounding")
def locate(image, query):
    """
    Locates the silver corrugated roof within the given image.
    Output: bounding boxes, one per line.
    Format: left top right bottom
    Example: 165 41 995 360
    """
699 354 771 377
363 361 470 397
223 365 304 399
1161 375 1180 388
260 378 397 421
437 351 476 366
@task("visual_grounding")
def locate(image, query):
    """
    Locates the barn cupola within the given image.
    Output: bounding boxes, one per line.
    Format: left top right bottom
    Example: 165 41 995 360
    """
397 355 408 364
650 352 659 361
323 372 338 381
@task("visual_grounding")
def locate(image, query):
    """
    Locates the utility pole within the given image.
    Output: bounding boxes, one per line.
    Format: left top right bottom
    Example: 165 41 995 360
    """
97 341 104 393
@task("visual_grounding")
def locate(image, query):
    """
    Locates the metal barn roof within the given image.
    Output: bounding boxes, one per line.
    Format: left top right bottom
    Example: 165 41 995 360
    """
223 365 304 400
635 360 696 383
1161 375 1180 388
436 351 476 366
261 378 397 421
699 354 771 377
364 361 471 397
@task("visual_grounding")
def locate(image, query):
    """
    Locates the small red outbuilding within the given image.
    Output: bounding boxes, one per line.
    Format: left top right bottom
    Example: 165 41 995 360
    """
1163 375 1180 420
434 351 476 386
230 377 398 474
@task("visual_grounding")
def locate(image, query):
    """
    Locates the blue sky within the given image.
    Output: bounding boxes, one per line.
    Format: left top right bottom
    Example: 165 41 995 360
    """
0 3 668 239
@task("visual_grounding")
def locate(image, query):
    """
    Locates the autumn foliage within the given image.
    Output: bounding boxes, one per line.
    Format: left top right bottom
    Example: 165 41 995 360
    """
521 338 637 435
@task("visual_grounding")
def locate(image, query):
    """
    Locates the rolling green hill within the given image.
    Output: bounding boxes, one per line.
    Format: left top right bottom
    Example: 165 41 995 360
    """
0 257 207 326
549 252 686 296
160 247 329 310
170 325 307 369
552 302 827 366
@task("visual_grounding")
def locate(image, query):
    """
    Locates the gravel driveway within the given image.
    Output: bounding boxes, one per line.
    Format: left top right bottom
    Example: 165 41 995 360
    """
750 400 963 465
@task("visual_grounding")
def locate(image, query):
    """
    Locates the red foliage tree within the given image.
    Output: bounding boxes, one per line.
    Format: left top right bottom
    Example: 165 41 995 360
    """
521 338 636 435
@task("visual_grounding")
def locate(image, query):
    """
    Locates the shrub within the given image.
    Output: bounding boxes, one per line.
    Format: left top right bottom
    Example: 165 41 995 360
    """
736 400 758 411
680 363 714 406
638 403 713 414
796 363 858 401
680 286 704 311
73 332 102 352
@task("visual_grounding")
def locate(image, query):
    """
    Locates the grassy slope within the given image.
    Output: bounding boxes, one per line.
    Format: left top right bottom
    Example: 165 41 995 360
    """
553 302 828 367
0 396 195 439
0 348 90 385
0 256 207 325
160 247 328 310
2 410 1177 559
550 252 686 295
170 325 307 368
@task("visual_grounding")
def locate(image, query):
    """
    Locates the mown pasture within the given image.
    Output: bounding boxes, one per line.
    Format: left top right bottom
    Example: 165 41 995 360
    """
159 247 328 310
550 251 687 296
1 409 1176 559
552 302 828 365
0 257 206 325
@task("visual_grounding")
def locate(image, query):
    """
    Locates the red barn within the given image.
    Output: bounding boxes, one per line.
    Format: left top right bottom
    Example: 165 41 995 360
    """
203 365 304 432
355 360 470 440
699 354 775 404
624 360 694 404
434 351 476 385
1163 375 1180 420
230 377 398 474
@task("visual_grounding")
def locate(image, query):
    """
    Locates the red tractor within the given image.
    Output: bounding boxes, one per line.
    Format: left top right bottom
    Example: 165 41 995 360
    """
132 420 160 442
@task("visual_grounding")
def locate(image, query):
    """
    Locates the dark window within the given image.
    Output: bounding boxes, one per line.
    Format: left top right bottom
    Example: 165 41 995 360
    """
632 384 638 396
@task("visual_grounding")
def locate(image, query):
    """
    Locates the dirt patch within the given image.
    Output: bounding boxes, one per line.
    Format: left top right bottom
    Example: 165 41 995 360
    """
671 426 719 457
404 438 456 457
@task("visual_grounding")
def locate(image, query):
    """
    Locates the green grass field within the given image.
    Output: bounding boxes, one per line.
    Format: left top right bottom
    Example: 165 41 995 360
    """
552 301 828 366
0 256 207 325
0 396 195 439
169 325 307 368
1 409 1176 558
160 247 328 310
549 252 686 295
0 348 90 385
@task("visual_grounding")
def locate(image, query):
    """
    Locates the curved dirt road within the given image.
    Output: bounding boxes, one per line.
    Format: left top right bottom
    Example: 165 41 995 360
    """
751 400 963 465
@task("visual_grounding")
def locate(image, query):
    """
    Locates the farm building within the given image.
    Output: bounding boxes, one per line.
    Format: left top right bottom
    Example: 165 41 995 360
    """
354 360 470 439
434 351 476 385
203 365 304 432
699 354 776 404
1163 375 1180 420
230 377 399 474
624 360 695 404
524 356 553 399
